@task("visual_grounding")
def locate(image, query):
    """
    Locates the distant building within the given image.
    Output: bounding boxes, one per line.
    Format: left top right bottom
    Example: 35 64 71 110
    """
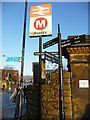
0 69 19 89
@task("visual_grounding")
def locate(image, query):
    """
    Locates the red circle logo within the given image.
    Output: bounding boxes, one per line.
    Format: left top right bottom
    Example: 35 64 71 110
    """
34 17 47 30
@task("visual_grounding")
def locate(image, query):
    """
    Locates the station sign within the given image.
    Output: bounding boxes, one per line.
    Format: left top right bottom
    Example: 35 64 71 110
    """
6 57 22 62
29 4 52 37
45 51 59 64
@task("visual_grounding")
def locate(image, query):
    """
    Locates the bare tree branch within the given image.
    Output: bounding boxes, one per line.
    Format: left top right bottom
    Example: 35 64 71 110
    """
3 65 15 70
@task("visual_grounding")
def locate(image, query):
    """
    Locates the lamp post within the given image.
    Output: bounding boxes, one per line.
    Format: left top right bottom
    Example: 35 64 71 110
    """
19 0 27 118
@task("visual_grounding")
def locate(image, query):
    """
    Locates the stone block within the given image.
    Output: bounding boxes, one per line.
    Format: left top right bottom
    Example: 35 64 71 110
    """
64 97 72 104
41 84 49 91
53 84 59 90
64 103 72 109
56 79 59 84
64 90 71 97
63 72 71 79
63 78 71 84
52 103 59 109
63 84 71 91
65 109 72 118
47 109 59 116
41 90 48 97
47 90 54 97
41 95 47 102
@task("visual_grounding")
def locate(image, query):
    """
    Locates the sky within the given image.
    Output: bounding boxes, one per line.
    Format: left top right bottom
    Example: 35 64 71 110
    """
1 1 89 76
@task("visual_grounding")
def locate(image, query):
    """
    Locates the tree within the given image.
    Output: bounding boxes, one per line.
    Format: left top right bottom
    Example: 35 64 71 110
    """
3 65 15 70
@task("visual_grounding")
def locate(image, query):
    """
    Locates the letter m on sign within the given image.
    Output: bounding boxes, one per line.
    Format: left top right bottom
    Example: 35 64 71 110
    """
34 18 47 30
36 20 45 28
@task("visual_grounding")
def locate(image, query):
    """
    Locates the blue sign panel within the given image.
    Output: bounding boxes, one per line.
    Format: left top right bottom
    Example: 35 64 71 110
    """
6 57 22 62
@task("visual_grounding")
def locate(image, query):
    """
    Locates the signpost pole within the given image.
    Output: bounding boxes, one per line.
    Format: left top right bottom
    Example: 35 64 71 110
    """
58 24 63 120
19 0 27 118
38 36 42 120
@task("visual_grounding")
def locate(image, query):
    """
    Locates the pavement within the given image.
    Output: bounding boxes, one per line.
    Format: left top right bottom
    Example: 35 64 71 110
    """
0 88 26 120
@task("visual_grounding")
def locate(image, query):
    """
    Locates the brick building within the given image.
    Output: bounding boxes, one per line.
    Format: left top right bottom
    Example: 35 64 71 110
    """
0 69 19 89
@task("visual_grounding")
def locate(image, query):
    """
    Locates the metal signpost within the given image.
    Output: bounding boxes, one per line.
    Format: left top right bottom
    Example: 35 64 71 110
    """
58 24 63 120
38 36 42 119
43 25 63 119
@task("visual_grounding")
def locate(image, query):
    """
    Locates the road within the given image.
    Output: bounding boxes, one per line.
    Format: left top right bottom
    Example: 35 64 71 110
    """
0 88 26 119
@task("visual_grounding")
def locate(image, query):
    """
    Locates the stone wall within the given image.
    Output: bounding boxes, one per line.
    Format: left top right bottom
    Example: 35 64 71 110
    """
41 71 59 119
26 85 38 119
26 71 72 120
